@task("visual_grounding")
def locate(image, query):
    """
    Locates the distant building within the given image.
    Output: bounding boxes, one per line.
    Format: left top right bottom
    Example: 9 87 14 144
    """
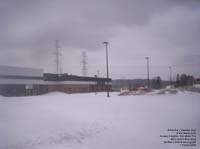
0 65 111 96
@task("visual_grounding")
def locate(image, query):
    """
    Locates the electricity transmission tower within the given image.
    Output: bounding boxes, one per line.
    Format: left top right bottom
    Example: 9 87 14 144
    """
54 40 62 75
81 51 88 76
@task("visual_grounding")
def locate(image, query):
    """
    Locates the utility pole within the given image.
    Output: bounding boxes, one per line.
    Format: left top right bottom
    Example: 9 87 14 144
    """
145 57 150 90
169 66 172 88
81 51 88 76
103 41 110 97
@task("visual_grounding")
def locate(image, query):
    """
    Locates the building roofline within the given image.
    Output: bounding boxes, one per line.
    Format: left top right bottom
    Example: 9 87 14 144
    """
44 73 112 82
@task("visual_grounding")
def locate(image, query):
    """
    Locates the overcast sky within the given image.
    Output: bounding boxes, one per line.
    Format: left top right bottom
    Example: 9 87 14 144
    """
0 0 200 80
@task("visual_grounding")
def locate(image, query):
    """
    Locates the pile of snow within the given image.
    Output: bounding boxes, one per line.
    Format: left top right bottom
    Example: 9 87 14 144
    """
119 90 148 96
0 91 199 149
119 88 179 96
165 85 172 89
148 88 178 95
193 84 200 88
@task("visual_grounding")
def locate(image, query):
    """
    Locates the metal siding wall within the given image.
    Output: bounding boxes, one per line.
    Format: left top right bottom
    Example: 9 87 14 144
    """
0 84 26 96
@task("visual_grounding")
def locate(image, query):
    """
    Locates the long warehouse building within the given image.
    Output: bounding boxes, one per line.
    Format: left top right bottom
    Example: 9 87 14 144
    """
0 65 112 96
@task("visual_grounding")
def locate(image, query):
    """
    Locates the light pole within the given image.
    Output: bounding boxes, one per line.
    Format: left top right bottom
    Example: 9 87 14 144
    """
103 41 110 97
169 66 172 88
145 57 150 90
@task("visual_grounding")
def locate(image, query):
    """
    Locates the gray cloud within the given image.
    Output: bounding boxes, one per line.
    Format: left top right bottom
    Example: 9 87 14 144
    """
0 0 200 79
1 0 198 50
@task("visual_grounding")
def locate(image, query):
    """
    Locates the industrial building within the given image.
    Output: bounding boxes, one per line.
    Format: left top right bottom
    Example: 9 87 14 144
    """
0 65 111 96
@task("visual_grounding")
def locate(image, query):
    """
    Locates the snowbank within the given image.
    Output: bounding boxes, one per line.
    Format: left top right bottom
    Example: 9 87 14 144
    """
194 84 200 88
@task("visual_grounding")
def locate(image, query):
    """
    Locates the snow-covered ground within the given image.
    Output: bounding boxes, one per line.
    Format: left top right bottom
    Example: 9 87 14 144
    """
0 91 199 149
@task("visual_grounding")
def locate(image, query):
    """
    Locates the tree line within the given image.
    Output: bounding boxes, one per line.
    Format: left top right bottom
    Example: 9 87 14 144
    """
175 74 194 87
151 73 194 89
